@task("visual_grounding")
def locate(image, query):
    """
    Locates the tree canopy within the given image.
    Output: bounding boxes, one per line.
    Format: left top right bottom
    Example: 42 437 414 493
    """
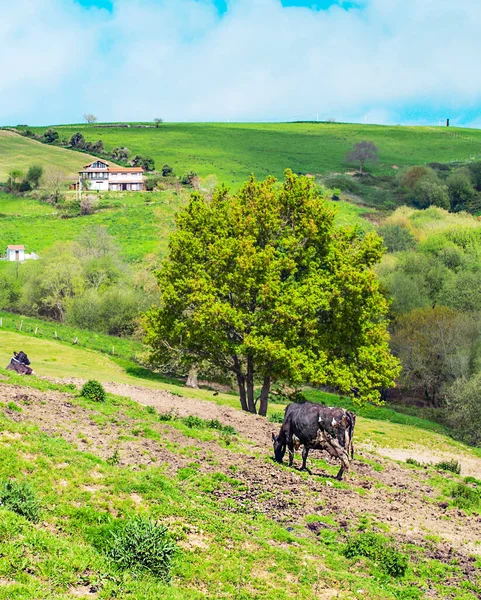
143 170 399 415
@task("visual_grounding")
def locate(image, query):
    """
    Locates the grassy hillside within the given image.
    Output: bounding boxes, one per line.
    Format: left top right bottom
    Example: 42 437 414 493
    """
0 342 480 598
0 130 96 183
0 189 371 262
24 122 481 186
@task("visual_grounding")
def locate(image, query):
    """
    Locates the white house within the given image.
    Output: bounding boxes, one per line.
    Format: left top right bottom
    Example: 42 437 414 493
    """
78 160 144 192
5 245 39 262
6 245 25 262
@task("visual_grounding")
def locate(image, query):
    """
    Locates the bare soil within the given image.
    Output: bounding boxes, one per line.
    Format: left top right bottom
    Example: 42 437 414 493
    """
2 380 481 582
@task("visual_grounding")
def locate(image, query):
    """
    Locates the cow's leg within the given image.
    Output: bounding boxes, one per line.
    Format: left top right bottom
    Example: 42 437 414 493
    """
300 447 311 473
288 440 295 467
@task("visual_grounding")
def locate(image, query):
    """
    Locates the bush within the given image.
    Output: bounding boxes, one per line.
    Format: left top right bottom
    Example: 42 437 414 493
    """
435 459 461 475
81 380 106 403
450 482 481 510
406 458 421 467
445 374 481 446
108 516 177 579
268 411 285 423
378 224 416 253
343 532 408 577
0 479 40 522
412 180 450 210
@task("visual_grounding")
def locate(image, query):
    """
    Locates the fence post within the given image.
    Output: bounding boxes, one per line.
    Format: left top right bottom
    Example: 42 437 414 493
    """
34 327 38 334
19 320 23 331
0 317 2 327
112 345 115 355
54 331 58 339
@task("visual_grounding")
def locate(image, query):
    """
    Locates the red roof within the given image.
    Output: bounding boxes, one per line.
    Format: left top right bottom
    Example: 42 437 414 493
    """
7 245 24 250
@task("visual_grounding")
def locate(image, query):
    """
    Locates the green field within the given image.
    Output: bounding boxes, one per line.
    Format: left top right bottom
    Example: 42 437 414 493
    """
0 188 371 262
25 122 481 186
0 130 96 183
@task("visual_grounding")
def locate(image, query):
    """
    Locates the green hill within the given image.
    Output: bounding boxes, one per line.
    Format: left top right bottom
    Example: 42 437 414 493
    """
25 122 481 186
0 130 96 183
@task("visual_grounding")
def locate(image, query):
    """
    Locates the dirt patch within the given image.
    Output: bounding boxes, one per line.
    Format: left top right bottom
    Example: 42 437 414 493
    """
371 446 481 479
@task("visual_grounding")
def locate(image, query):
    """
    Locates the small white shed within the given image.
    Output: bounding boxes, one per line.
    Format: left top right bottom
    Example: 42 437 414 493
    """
6 245 25 262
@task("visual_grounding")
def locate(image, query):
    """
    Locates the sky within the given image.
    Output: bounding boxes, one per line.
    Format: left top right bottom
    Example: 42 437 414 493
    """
1 0 481 127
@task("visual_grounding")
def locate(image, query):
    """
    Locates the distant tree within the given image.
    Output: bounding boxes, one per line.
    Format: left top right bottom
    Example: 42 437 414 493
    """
398 165 438 192
345 141 379 174
90 139 105 154
83 114 98 124
80 194 99 216
412 180 450 209
43 168 66 204
111 147 131 162
69 132 86 149
377 224 417 253
143 170 400 415
25 165 43 189
154 118 163 128
446 374 481 446
7 169 23 193
42 129 59 144
132 155 155 171
467 161 481 192
161 164 174 177
447 169 475 212
180 171 199 187
391 306 480 407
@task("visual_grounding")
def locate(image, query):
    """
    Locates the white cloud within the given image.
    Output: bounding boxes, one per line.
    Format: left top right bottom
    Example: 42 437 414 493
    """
1 0 481 125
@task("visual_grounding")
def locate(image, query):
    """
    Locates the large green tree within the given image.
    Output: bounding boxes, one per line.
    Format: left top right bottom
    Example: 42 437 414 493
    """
143 170 399 415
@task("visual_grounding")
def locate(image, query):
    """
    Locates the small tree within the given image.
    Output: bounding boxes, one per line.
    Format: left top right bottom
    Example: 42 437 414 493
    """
161 164 174 177
132 155 155 171
111 147 131 162
25 165 43 189
446 374 481 445
345 141 379 174
7 169 23 192
154 118 163 128
70 132 86 149
83 114 98 124
90 139 104 153
42 129 59 144
144 170 399 415
80 194 99 216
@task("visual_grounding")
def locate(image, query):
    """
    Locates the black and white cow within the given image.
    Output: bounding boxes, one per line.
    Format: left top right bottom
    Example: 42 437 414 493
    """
272 402 356 480
6 351 34 376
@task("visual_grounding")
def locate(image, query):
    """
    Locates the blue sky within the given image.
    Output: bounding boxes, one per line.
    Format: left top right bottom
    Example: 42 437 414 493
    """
2 0 481 126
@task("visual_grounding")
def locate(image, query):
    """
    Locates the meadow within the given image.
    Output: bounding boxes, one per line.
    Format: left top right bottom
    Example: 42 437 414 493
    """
22 122 481 187
0 130 95 183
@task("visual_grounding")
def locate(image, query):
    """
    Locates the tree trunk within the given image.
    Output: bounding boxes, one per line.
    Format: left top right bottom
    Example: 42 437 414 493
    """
236 372 248 412
258 376 271 417
186 366 199 389
246 355 257 414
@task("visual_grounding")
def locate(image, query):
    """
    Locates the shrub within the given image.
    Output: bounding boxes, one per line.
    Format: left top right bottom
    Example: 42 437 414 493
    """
182 415 205 429
158 411 176 422
406 458 422 467
108 516 177 579
378 224 416 253
268 411 285 423
435 459 461 475
450 482 481 510
0 479 40 522
412 180 450 210
343 532 408 577
445 374 481 445
81 380 106 403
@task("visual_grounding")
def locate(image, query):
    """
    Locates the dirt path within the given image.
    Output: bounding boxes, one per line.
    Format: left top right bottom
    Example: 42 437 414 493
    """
2 381 481 579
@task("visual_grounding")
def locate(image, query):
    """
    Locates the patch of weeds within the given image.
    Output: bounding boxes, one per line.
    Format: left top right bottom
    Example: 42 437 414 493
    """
80 380 106 403
220 432 233 446
268 411 284 423
145 405 157 416
0 479 40 522
464 476 481 486
158 410 176 422
6 401 22 412
406 458 422 467
182 415 205 429
343 531 409 577
435 460 461 475
450 482 481 511
107 448 120 466
108 516 178 580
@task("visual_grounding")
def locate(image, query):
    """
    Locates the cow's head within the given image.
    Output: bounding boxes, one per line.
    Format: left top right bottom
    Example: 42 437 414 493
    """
14 351 30 365
272 432 286 463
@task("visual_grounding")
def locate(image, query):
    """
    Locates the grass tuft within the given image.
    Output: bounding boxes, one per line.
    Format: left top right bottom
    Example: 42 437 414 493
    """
343 531 409 578
0 479 40 522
